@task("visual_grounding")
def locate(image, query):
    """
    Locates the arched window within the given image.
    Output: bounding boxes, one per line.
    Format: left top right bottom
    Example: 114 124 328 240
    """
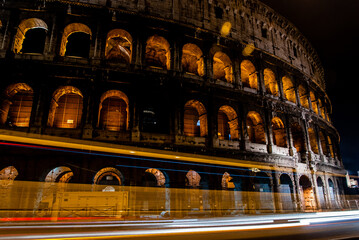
282 76 296 103
60 23 92 58
218 105 239 140
0 83 33 127
13 18 48 54
299 175 315 211
93 167 123 186
291 122 305 153
317 177 326 209
47 86 83 129
318 99 326 119
298 85 309 109
184 100 207 137
246 111 266 144
327 136 335 158
240 60 258 89
98 90 129 131
145 168 166 187
279 174 294 211
145 35 171 70
319 131 328 156
186 170 201 188
264 68 278 96
105 29 132 63
310 91 319 114
213 52 233 82
221 172 235 189
272 117 287 147
0 166 18 181
182 43 204 76
45 166 73 183
308 127 319 154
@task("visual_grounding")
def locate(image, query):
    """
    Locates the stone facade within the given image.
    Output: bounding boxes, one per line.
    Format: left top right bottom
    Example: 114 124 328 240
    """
0 0 349 213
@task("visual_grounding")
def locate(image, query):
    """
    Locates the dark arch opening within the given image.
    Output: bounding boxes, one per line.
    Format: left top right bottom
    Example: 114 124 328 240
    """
21 28 46 54
65 32 91 58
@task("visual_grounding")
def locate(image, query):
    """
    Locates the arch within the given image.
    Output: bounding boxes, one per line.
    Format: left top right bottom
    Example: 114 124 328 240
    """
291 122 306 153
145 35 171 70
240 60 258 89
0 83 34 127
316 177 326 209
59 23 92 57
319 131 328 156
47 86 83 128
318 99 326 119
184 100 207 137
263 68 279 96
298 85 309 109
310 91 319 114
328 178 338 208
254 172 274 212
327 136 335 158
182 43 204 76
13 18 48 54
0 166 18 181
218 105 239 140
93 167 123 186
98 90 129 131
145 168 166 187
271 117 287 147
308 127 319 154
213 51 233 82
299 175 316 211
105 29 132 63
282 76 296 103
221 172 235 189
279 173 294 211
45 166 73 183
186 170 201 188
246 111 266 144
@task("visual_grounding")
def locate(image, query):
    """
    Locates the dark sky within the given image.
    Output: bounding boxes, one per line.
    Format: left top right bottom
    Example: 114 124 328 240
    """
259 0 359 175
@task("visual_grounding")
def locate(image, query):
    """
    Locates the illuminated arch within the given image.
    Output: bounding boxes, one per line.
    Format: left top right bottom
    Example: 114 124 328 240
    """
93 167 123 185
182 43 204 76
240 60 258 89
282 76 296 103
145 168 166 187
0 166 18 181
145 35 171 70
264 68 278 96
246 111 266 144
299 175 315 210
213 52 233 82
186 170 201 188
291 122 306 153
308 127 319 154
184 100 207 137
327 136 335 158
298 85 309 109
105 29 132 63
98 90 129 131
310 91 318 114
271 117 287 147
0 83 33 127
45 166 73 183
47 86 83 128
59 23 92 57
319 131 328 156
218 105 239 140
318 99 326 118
13 18 48 54
221 172 235 189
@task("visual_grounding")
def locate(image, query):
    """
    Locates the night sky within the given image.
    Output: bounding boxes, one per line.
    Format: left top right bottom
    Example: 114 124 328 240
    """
259 0 359 175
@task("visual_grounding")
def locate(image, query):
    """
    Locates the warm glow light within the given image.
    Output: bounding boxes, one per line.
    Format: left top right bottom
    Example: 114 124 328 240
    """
220 22 232 37
242 43 255 56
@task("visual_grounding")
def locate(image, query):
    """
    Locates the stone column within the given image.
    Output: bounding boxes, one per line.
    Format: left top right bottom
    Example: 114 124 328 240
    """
264 109 274 153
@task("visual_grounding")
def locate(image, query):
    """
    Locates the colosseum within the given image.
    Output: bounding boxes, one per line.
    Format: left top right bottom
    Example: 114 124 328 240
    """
0 0 350 216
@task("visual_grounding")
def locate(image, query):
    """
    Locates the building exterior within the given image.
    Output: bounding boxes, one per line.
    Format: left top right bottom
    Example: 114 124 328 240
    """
0 0 349 215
